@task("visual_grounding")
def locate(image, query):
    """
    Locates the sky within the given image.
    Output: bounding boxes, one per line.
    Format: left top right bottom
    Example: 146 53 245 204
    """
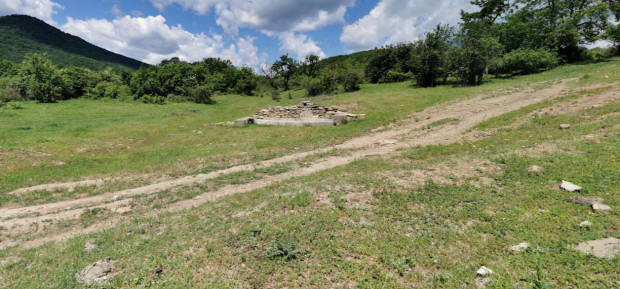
0 0 475 68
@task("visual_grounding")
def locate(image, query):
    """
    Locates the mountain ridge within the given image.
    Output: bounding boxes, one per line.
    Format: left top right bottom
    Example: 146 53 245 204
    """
0 14 147 71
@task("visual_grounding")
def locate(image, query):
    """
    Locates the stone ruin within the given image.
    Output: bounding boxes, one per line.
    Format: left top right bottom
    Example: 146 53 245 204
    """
234 101 365 127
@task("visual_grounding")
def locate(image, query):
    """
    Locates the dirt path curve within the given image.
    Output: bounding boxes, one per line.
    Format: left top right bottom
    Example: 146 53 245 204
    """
1 79 589 250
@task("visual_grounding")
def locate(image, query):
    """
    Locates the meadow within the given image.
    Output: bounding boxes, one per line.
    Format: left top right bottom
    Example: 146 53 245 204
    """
0 59 618 288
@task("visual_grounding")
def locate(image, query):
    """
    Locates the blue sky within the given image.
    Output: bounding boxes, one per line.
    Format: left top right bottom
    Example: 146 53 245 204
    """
1 0 474 68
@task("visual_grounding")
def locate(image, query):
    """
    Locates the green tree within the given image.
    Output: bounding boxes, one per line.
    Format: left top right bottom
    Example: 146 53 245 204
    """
301 54 320 77
411 24 455 87
453 20 503 85
467 0 613 61
272 54 298 91
19 53 64 102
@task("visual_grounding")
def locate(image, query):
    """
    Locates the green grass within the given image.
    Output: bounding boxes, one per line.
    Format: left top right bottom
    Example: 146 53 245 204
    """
3 59 619 199
0 59 619 288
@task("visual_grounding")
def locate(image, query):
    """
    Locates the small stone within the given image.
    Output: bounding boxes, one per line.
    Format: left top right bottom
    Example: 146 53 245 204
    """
65 207 72 211
592 203 611 212
113 195 120 201
197 131 203 135
559 124 571 129
575 237 620 258
585 135 595 140
511 242 529 252
560 180 582 192
476 266 493 276
579 221 593 227
153 266 163 275
538 209 549 213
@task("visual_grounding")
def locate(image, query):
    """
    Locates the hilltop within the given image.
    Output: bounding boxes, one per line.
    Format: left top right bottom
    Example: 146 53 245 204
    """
0 15 146 71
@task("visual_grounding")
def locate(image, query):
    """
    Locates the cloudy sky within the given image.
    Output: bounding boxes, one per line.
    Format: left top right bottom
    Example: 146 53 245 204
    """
0 0 474 67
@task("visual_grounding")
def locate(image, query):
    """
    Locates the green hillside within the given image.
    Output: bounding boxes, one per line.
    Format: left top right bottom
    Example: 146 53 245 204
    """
0 15 146 71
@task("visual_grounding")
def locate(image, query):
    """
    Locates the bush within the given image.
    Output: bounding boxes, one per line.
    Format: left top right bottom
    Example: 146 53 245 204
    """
492 49 558 76
337 69 362 92
303 77 325 96
139 94 166 104
379 70 412 84
190 85 214 104
19 53 65 103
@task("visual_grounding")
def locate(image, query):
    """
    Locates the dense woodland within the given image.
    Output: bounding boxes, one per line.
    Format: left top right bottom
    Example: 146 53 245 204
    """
1 0 620 105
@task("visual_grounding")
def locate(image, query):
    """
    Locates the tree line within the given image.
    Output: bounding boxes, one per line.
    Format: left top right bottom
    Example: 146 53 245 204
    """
0 54 259 104
1 0 619 105
365 0 620 87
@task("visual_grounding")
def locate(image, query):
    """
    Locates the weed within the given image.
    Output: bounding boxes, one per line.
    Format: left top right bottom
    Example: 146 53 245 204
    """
528 266 554 289
266 233 305 261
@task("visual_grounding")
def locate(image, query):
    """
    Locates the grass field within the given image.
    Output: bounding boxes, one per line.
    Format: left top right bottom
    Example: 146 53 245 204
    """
0 59 618 288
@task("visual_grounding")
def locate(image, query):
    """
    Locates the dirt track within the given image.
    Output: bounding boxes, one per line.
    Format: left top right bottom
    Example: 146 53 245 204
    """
2 79 617 250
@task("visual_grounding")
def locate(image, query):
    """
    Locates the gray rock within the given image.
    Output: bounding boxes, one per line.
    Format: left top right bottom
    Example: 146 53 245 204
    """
569 196 603 206
559 124 571 129
575 238 620 258
75 257 117 284
592 203 611 212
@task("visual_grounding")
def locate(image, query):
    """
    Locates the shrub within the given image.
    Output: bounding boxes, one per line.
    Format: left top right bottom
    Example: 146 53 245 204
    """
337 69 362 92
379 70 412 84
19 53 65 103
492 49 558 76
139 94 166 104
303 77 324 96
190 85 214 104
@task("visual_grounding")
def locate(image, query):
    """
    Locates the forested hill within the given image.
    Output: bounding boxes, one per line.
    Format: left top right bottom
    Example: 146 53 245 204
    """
0 15 146 71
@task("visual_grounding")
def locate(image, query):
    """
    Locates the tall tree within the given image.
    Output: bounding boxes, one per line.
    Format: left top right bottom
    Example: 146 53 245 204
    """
411 24 455 87
302 54 320 77
271 54 297 91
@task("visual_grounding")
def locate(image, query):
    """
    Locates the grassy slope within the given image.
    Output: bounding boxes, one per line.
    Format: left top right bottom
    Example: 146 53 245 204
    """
0 60 618 288
0 15 145 71
2 61 616 196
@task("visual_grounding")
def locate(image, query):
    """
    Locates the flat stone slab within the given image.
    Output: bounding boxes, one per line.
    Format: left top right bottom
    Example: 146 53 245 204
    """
254 118 334 127
575 238 620 258
569 196 603 206
560 180 582 192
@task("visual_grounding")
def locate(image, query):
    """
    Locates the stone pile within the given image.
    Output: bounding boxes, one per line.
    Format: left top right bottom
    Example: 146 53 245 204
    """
254 101 358 120
235 101 365 127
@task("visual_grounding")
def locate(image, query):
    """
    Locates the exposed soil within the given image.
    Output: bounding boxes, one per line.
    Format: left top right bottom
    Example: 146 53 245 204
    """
2 79 618 250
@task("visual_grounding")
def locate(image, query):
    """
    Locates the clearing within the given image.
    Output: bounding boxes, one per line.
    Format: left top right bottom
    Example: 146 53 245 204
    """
0 60 618 288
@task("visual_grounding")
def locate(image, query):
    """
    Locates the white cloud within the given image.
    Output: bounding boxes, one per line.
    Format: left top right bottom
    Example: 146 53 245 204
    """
61 15 259 67
149 0 355 34
110 4 124 17
0 0 63 25
340 0 474 52
278 32 326 59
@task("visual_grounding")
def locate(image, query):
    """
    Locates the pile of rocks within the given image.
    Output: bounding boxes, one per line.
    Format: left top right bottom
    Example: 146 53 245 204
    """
235 101 365 127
